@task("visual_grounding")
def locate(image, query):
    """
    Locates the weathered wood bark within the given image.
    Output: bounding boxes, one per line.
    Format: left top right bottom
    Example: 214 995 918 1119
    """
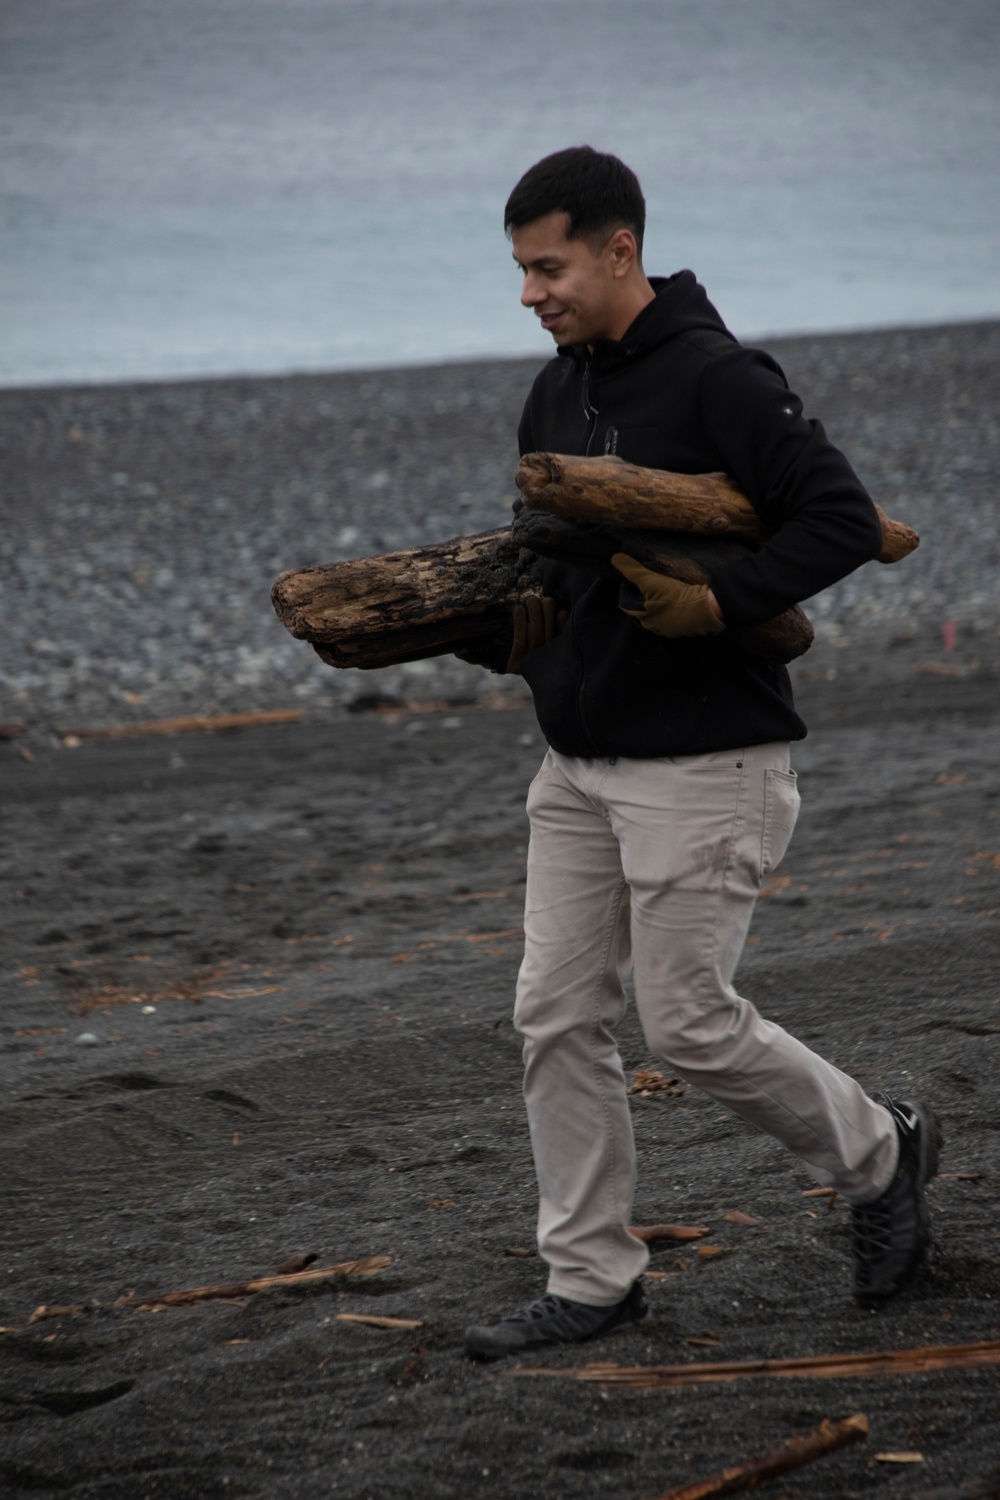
511 509 814 661
271 529 543 670
516 451 919 565
650 1413 869 1500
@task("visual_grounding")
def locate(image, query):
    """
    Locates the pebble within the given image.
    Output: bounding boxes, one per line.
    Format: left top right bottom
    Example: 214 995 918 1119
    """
74 1032 100 1046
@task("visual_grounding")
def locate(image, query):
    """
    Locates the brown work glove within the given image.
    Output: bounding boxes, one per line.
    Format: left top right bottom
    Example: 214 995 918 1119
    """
505 594 568 674
612 553 725 639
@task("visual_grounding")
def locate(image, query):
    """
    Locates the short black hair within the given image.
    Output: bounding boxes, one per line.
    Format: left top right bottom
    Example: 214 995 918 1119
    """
504 146 646 253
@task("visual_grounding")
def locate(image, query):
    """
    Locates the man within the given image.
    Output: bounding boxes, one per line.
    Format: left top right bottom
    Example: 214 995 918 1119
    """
462 147 941 1361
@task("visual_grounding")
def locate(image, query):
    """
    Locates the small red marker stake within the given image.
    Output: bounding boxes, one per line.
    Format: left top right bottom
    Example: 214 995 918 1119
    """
943 620 957 652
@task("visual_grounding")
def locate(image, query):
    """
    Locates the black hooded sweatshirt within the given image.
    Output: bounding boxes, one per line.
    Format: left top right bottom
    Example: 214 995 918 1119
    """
516 272 883 759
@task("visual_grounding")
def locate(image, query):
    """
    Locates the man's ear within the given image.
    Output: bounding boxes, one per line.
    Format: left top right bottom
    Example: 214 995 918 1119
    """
607 228 639 279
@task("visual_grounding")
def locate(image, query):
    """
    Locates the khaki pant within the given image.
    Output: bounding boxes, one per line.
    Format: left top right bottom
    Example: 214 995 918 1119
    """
514 742 898 1306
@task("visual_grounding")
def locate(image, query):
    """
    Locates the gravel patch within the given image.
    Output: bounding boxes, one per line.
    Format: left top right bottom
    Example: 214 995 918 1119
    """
2 321 997 732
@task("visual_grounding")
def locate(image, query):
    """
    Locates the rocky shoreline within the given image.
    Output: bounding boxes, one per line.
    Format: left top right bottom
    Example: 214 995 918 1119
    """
2 319 998 736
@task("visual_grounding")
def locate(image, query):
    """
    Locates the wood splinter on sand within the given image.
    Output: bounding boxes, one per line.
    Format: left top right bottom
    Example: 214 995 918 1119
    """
335 1313 423 1330
57 709 304 744
629 1223 712 1244
271 454 918 672
113 1256 392 1311
0 1258 393 1334
648 1412 868 1500
511 1337 1000 1389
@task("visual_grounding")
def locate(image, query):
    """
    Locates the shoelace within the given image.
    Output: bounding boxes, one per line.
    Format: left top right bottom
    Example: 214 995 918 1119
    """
509 1293 570 1326
852 1200 895 1263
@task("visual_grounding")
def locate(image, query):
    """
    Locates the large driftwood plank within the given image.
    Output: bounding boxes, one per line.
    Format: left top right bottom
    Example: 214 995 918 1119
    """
511 510 813 662
516 452 919 565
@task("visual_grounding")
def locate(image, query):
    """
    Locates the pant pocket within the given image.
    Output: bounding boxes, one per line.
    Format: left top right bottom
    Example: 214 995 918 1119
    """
761 768 800 876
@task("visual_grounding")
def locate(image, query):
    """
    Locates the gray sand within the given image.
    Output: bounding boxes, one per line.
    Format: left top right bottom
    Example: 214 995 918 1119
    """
2 672 1000 1497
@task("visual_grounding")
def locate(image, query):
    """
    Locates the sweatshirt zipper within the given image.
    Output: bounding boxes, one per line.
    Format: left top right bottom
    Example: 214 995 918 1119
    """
575 358 599 754
582 358 599 455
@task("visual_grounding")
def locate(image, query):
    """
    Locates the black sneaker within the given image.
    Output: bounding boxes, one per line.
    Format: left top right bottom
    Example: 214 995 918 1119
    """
851 1096 942 1305
465 1280 647 1361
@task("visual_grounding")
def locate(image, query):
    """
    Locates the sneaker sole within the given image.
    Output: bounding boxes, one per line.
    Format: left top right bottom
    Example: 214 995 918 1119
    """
465 1316 635 1362
916 1103 943 1188
914 1100 943 1260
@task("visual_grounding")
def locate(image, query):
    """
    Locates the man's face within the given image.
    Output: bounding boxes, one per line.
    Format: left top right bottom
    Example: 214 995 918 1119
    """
511 211 623 348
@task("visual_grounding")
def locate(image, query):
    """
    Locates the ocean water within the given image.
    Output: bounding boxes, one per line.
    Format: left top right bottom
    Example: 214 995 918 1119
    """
2 0 998 386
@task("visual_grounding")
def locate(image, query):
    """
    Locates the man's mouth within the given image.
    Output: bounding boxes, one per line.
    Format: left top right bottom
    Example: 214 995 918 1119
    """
538 310 566 332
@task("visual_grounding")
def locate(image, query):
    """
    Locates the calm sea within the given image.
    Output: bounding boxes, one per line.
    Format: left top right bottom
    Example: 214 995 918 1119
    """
2 0 998 386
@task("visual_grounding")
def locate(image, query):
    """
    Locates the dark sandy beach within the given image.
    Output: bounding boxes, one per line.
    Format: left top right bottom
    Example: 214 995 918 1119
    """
2 325 999 1497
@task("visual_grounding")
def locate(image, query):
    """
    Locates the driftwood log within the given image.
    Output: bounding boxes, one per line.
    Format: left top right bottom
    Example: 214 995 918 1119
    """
272 453 918 671
516 452 920 565
272 528 539 671
271 522 811 669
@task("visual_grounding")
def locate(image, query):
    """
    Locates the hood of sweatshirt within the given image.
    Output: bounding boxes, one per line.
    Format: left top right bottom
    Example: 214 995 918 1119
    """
556 271 736 374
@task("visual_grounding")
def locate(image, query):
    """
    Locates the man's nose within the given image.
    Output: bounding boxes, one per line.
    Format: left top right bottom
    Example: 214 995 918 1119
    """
520 272 545 308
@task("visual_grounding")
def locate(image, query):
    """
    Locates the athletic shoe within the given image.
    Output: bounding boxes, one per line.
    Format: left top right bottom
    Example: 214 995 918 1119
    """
465 1280 647 1360
851 1095 942 1305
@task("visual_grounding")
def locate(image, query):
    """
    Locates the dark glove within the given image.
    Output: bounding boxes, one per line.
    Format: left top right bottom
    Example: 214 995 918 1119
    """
455 594 567 674
505 595 568 673
612 553 725 638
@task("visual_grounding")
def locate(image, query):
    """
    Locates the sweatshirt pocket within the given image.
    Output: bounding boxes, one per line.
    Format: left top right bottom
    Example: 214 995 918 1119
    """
761 768 800 877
